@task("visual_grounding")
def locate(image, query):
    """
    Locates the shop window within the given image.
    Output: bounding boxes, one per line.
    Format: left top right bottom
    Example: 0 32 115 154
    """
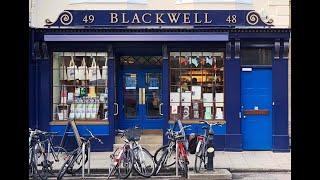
241 48 272 66
52 52 108 122
169 52 225 122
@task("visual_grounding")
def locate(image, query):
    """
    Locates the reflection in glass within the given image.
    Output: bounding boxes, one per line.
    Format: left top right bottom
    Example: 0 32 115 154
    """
146 73 162 118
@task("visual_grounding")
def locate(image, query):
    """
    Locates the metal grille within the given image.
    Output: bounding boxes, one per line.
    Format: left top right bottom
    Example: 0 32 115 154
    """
120 56 162 66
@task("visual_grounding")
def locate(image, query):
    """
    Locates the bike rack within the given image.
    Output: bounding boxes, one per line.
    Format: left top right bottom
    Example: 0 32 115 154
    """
175 140 179 177
81 142 91 179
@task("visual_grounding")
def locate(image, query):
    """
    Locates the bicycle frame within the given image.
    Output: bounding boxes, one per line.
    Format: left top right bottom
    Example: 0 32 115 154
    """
177 140 188 162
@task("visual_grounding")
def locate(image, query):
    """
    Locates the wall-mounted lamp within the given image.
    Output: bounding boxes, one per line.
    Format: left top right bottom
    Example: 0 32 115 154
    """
34 42 41 60
283 41 289 59
41 42 49 59
235 41 240 59
226 42 231 60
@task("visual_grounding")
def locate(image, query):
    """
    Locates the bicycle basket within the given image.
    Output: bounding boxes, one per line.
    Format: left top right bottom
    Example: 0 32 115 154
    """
125 128 142 142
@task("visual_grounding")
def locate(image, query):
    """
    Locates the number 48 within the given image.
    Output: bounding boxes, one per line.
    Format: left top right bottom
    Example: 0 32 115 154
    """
226 15 237 24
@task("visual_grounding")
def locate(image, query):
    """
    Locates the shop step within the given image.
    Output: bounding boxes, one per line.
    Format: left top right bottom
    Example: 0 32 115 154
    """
115 129 163 145
113 143 163 153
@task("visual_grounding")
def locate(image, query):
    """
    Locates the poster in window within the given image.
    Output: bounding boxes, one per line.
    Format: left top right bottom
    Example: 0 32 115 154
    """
203 93 213 107
215 93 224 107
125 76 137 89
170 92 180 106
181 92 191 106
191 86 201 100
183 106 190 119
149 77 159 89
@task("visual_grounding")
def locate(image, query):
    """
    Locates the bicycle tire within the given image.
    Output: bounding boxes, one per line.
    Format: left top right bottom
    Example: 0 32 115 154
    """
117 148 134 179
66 146 89 174
57 150 78 180
153 147 168 176
35 143 49 179
154 144 176 168
194 141 205 173
133 147 155 178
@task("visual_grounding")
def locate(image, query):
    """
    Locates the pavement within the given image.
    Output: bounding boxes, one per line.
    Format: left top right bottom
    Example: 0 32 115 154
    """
50 151 291 172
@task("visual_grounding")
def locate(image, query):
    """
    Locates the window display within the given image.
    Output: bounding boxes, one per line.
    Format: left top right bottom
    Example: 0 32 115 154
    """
52 52 108 121
169 51 224 121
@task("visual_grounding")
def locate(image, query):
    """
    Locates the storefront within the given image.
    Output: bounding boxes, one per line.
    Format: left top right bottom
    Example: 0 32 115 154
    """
29 10 290 152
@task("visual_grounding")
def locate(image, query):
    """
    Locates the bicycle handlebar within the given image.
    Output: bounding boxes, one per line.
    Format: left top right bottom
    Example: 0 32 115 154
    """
85 128 104 144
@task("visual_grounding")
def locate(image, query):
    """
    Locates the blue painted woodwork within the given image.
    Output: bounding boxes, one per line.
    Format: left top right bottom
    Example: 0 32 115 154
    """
107 52 116 147
272 43 289 151
241 68 273 150
47 10 272 27
225 42 242 151
118 67 164 129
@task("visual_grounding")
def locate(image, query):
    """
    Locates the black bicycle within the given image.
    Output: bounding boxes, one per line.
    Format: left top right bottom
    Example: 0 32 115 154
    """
108 127 155 179
57 128 103 180
153 123 191 177
194 120 223 173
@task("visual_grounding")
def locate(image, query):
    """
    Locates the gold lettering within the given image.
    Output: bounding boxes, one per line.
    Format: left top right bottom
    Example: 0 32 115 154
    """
131 13 141 24
183 13 191 24
156 13 165 24
142 13 152 23
110 13 118 23
194 13 202 24
167 13 181 23
204 13 213 24
122 13 129 24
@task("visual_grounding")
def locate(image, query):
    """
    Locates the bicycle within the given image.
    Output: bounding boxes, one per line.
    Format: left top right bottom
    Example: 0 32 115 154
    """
29 129 68 180
107 126 155 179
57 128 103 180
153 124 191 177
194 120 223 173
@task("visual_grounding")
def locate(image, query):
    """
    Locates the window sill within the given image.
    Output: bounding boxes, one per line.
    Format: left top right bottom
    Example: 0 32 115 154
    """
169 119 226 124
50 119 109 125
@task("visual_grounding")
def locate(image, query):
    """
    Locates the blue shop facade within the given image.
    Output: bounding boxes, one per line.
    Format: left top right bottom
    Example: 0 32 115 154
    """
29 10 290 152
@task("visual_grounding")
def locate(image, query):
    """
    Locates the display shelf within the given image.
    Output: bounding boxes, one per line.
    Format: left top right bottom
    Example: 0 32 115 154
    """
50 119 109 125
168 119 225 124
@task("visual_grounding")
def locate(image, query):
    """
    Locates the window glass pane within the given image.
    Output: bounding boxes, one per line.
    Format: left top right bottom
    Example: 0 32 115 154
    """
241 48 272 65
169 51 225 121
52 52 108 121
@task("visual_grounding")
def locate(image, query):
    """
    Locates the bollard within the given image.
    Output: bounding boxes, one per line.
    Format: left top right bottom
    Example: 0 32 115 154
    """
206 134 215 171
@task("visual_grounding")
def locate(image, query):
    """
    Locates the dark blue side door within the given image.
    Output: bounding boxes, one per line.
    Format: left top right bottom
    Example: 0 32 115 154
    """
118 68 164 129
241 68 272 150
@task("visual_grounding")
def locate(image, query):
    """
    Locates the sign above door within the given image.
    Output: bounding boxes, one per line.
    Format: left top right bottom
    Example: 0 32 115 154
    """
45 10 273 28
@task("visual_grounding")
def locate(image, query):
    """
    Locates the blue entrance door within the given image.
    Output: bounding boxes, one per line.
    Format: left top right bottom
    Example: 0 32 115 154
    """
241 68 272 150
119 68 164 129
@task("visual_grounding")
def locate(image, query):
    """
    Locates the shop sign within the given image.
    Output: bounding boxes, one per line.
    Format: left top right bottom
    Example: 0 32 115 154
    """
45 10 273 27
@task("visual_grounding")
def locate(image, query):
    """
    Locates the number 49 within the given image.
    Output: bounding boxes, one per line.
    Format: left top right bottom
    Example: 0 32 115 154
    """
83 15 95 24
226 15 237 24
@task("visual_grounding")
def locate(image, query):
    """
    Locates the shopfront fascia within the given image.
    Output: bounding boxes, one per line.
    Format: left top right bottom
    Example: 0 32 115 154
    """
29 10 290 152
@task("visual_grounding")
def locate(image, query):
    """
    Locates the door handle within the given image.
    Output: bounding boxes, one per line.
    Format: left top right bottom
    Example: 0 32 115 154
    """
114 103 118 115
159 103 163 115
139 88 142 104
142 88 145 104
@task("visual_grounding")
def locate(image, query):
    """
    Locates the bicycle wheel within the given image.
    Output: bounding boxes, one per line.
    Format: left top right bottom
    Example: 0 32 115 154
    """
133 147 155 178
67 146 88 174
117 148 134 179
57 151 76 180
153 147 169 176
154 144 176 168
194 141 205 173
35 143 49 179
177 148 188 178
